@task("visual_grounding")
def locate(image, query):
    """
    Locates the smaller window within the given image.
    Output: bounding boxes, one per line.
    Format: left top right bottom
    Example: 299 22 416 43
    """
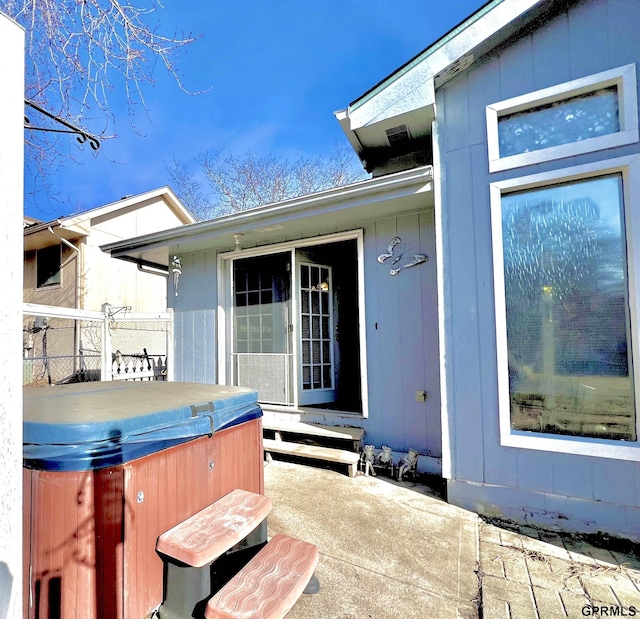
36 244 62 288
487 64 638 172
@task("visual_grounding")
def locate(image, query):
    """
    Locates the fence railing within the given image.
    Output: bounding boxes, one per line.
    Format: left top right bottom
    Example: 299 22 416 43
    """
23 303 173 386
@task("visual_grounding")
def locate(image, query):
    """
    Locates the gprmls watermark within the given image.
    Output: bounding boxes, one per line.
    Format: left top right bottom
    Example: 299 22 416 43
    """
582 606 637 617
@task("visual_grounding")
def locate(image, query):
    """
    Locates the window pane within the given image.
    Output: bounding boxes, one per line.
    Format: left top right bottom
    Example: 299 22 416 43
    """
498 87 619 157
502 174 635 440
37 245 62 288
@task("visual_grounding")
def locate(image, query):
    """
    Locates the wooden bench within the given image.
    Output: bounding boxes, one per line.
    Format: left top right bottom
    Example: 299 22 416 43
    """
205 534 319 619
263 437 360 478
156 489 318 619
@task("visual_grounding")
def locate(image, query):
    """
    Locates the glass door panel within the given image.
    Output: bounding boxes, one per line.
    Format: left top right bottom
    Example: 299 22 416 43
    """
233 253 293 405
298 262 336 405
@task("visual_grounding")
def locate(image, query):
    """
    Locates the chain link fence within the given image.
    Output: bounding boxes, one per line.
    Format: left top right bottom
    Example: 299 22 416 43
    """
23 307 172 386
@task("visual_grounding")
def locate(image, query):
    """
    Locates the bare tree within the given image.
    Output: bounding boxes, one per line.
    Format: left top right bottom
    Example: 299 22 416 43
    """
2 0 199 201
168 144 367 220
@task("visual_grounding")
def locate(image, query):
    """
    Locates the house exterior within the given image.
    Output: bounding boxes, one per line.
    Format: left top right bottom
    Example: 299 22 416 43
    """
23 187 195 312
104 0 640 541
104 170 442 469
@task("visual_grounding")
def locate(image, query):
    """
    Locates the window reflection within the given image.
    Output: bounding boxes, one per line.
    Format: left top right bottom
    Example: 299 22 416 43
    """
502 174 636 440
498 87 619 157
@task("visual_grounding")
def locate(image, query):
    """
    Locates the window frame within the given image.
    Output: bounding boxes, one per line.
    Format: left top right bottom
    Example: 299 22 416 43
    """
490 155 640 461
216 229 369 418
36 244 62 289
486 64 638 173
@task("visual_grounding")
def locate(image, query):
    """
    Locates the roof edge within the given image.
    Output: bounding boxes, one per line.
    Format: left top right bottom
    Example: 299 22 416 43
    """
102 165 433 256
349 0 502 112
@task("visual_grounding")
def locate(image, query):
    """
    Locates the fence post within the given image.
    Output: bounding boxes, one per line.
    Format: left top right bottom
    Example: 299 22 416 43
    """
102 303 112 381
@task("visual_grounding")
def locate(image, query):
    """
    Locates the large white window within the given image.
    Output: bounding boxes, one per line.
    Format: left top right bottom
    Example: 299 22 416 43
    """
217 230 368 417
487 64 638 172
491 156 640 460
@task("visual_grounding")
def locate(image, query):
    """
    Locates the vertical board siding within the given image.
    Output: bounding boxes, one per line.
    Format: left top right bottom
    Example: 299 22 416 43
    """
371 218 404 448
172 250 218 383
397 213 429 454
24 418 263 619
443 146 485 483
438 0 640 526
419 211 442 458
531 11 570 88
362 221 383 440
363 212 440 455
568 0 610 77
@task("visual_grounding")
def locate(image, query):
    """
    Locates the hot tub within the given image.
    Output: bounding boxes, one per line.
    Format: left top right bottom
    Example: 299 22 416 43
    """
23 381 264 619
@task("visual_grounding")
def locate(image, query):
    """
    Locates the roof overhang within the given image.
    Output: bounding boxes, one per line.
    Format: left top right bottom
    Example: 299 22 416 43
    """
102 166 434 270
23 220 88 252
336 0 547 160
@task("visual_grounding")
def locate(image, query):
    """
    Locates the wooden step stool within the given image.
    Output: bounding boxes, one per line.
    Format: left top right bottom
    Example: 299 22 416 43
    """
156 488 318 619
205 534 318 619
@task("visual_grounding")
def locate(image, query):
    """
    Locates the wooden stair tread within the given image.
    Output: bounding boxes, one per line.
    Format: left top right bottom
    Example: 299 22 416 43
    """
205 534 319 619
263 438 360 464
156 489 272 567
263 420 364 442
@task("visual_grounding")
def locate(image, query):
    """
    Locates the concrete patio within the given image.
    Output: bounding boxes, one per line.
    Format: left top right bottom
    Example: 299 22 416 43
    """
264 460 640 619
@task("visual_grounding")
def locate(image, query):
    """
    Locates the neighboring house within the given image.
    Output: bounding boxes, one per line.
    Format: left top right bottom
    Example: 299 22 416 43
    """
24 187 195 312
23 188 194 385
104 0 640 541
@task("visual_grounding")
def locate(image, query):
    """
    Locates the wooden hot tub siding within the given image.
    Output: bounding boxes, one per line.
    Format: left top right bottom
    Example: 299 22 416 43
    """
24 416 264 619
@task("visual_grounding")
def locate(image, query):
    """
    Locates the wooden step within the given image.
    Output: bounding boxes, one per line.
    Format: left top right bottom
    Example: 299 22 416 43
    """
263 420 365 450
156 489 272 567
263 438 360 478
204 533 319 619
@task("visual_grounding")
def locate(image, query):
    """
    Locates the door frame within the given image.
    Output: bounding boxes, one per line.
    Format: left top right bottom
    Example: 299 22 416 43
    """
216 229 369 418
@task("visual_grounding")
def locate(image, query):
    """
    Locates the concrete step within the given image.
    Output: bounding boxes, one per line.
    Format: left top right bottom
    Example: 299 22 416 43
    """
263 438 360 478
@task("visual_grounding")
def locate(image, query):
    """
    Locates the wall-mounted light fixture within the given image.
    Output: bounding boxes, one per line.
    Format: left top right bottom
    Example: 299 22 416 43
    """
233 234 244 253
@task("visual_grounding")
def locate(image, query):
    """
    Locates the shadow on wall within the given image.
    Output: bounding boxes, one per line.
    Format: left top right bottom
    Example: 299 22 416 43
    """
0 561 14 618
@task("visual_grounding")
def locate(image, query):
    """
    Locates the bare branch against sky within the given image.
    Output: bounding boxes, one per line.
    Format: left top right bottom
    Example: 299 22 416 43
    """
1 0 199 202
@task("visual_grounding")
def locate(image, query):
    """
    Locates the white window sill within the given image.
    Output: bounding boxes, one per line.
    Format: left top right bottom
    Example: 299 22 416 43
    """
501 430 640 461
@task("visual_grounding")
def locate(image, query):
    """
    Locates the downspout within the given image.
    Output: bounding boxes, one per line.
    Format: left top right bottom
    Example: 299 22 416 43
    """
47 226 81 309
48 226 82 376
137 263 169 278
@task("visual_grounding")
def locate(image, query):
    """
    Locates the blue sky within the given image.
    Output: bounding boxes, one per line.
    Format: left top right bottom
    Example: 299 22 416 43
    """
25 0 485 220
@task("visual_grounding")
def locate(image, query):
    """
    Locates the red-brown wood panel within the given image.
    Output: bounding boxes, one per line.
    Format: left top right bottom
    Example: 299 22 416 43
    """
24 469 103 619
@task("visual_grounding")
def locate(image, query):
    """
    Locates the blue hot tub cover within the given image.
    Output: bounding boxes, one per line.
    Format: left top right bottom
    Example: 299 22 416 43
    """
24 382 261 471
